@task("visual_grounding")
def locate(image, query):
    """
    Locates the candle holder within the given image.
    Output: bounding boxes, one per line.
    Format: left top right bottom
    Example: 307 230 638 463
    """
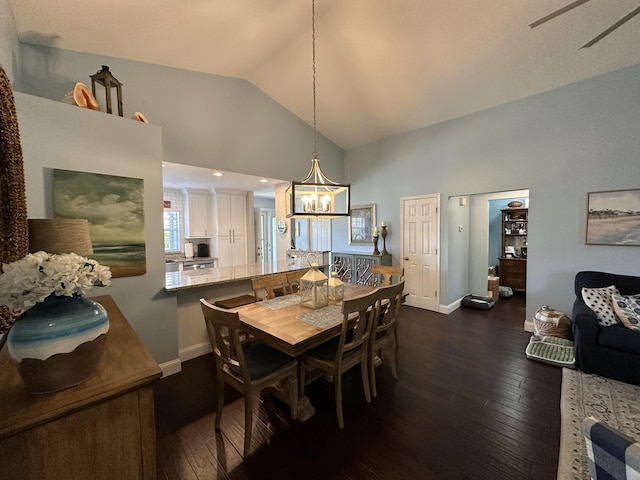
381 225 388 255
372 235 380 255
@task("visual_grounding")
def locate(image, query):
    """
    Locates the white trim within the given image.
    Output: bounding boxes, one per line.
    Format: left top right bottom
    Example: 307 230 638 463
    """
524 319 535 333
159 358 182 378
179 341 212 362
439 297 462 314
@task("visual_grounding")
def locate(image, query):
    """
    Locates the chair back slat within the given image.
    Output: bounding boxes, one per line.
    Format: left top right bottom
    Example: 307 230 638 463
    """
338 289 379 361
251 272 288 301
200 299 249 380
285 268 309 294
371 265 404 287
375 280 405 334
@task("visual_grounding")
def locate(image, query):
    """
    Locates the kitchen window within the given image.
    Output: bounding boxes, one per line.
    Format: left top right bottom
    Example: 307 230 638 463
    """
163 210 181 251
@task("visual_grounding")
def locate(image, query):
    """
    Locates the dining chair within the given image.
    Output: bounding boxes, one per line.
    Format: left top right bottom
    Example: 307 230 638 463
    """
370 265 404 287
299 289 378 429
285 268 309 294
369 280 405 398
251 272 288 301
199 298 298 457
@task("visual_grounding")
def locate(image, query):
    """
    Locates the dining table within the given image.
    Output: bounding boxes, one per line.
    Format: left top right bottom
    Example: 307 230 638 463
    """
233 282 375 420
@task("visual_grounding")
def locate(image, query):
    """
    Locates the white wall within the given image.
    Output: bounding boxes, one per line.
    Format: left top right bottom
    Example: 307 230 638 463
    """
345 64 640 320
16 92 179 366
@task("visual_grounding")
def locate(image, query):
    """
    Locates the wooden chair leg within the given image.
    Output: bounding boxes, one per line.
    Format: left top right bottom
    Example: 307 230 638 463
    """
215 373 225 430
369 352 378 398
389 338 398 380
334 372 344 429
243 392 253 457
361 359 371 403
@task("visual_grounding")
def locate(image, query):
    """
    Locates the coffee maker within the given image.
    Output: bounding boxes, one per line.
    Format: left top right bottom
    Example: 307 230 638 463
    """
197 243 209 258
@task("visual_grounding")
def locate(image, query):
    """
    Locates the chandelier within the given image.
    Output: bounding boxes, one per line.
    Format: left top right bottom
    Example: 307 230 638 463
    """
286 0 350 218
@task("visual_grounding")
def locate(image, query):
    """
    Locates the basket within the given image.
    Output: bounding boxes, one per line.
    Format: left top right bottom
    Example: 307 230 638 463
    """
533 306 572 339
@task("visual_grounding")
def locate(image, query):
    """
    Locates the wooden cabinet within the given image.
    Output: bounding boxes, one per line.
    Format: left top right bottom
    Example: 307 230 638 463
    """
332 252 391 286
183 188 211 238
500 207 528 291
216 191 247 267
0 295 162 480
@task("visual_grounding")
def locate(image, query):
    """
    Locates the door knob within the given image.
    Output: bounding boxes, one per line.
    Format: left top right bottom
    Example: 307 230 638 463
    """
404 257 409 261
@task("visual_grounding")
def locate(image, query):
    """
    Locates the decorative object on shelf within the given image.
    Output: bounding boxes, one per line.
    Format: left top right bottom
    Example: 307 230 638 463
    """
90 65 123 116
349 204 376 245
327 270 344 301
62 82 100 111
381 222 389 255
286 0 350 218
586 188 640 246
0 251 112 394
300 254 328 309
508 200 523 208
132 111 148 123
0 65 28 341
372 230 380 255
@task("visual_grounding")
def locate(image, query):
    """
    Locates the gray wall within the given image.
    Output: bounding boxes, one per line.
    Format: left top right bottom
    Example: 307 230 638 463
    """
15 92 179 365
345 64 640 320
16 44 345 184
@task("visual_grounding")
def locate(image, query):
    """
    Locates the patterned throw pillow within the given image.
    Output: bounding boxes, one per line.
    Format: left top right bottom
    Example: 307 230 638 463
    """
612 294 640 331
581 285 620 327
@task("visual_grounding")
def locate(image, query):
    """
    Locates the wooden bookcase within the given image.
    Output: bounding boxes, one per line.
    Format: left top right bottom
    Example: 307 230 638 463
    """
499 208 528 291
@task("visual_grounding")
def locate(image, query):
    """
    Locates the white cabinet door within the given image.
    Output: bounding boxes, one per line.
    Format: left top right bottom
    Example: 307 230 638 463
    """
184 189 210 238
217 192 246 236
216 192 247 266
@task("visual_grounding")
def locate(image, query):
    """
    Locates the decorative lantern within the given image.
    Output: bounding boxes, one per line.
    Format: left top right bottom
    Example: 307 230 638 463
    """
328 271 344 301
300 254 328 309
90 65 123 116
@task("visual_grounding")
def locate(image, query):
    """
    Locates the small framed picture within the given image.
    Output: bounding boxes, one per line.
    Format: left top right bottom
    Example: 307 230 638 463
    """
349 204 376 245
586 189 640 246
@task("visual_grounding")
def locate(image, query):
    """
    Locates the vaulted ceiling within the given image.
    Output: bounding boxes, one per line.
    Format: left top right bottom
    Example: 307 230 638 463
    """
9 0 640 150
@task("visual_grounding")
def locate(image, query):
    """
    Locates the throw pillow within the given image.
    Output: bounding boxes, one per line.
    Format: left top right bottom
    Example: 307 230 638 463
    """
612 294 640 331
582 285 620 327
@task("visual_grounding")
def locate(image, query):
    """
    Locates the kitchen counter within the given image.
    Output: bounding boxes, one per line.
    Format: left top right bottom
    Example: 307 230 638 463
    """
165 259 322 291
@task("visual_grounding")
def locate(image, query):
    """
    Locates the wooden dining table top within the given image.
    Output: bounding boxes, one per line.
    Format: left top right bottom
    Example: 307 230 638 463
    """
234 283 375 357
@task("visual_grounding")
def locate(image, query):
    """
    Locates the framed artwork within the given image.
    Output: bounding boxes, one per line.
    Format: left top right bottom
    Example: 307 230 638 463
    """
586 189 640 246
53 169 147 277
349 204 376 245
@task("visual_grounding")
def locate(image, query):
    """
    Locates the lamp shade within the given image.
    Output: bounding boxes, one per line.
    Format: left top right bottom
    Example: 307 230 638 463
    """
28 219 93 256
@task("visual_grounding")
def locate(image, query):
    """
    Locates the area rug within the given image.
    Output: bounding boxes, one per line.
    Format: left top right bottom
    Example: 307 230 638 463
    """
558 368 640 480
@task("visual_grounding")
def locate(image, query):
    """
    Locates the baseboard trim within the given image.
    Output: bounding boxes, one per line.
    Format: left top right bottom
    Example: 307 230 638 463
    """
179 342 212 362
524 319 534 333
440 298 462 314
159 358 182 378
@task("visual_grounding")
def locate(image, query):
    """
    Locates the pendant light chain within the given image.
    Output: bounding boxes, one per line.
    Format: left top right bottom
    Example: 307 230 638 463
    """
311 0 318 166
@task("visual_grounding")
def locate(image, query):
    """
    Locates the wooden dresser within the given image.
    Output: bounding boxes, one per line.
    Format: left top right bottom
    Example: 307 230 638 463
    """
0 295 162 480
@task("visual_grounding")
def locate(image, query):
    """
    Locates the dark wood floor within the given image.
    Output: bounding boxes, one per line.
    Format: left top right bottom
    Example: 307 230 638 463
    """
153 293 562 480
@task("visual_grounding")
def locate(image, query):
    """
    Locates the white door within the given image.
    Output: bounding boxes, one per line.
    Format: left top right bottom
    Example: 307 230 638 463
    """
310 218 331 251
402 194 440 311
255 208 276 263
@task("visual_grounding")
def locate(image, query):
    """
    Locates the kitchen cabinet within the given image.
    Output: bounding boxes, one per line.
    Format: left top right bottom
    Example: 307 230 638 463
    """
332 252 391 286
217 191 247 267
499 207 527 291
183 188 210 238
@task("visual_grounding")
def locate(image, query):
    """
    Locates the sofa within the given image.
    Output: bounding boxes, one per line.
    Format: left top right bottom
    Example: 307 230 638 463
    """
572 271 640 386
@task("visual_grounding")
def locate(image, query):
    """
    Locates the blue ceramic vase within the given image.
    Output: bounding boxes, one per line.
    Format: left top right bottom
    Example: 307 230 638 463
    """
7 294 109 394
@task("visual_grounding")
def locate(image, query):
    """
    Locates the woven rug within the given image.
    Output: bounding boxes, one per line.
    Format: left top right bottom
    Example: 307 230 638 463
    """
558 368 640 479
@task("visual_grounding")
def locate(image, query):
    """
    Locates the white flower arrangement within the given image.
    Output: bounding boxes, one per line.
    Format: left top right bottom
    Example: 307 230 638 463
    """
0 251 112 311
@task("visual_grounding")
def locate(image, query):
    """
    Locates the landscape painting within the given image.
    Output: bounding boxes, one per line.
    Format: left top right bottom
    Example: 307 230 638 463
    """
53 169 147 277
586 189 640 246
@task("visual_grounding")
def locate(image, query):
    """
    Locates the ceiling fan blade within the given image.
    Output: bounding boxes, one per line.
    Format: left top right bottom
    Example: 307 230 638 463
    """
529 0 591 28
582 5 640 47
